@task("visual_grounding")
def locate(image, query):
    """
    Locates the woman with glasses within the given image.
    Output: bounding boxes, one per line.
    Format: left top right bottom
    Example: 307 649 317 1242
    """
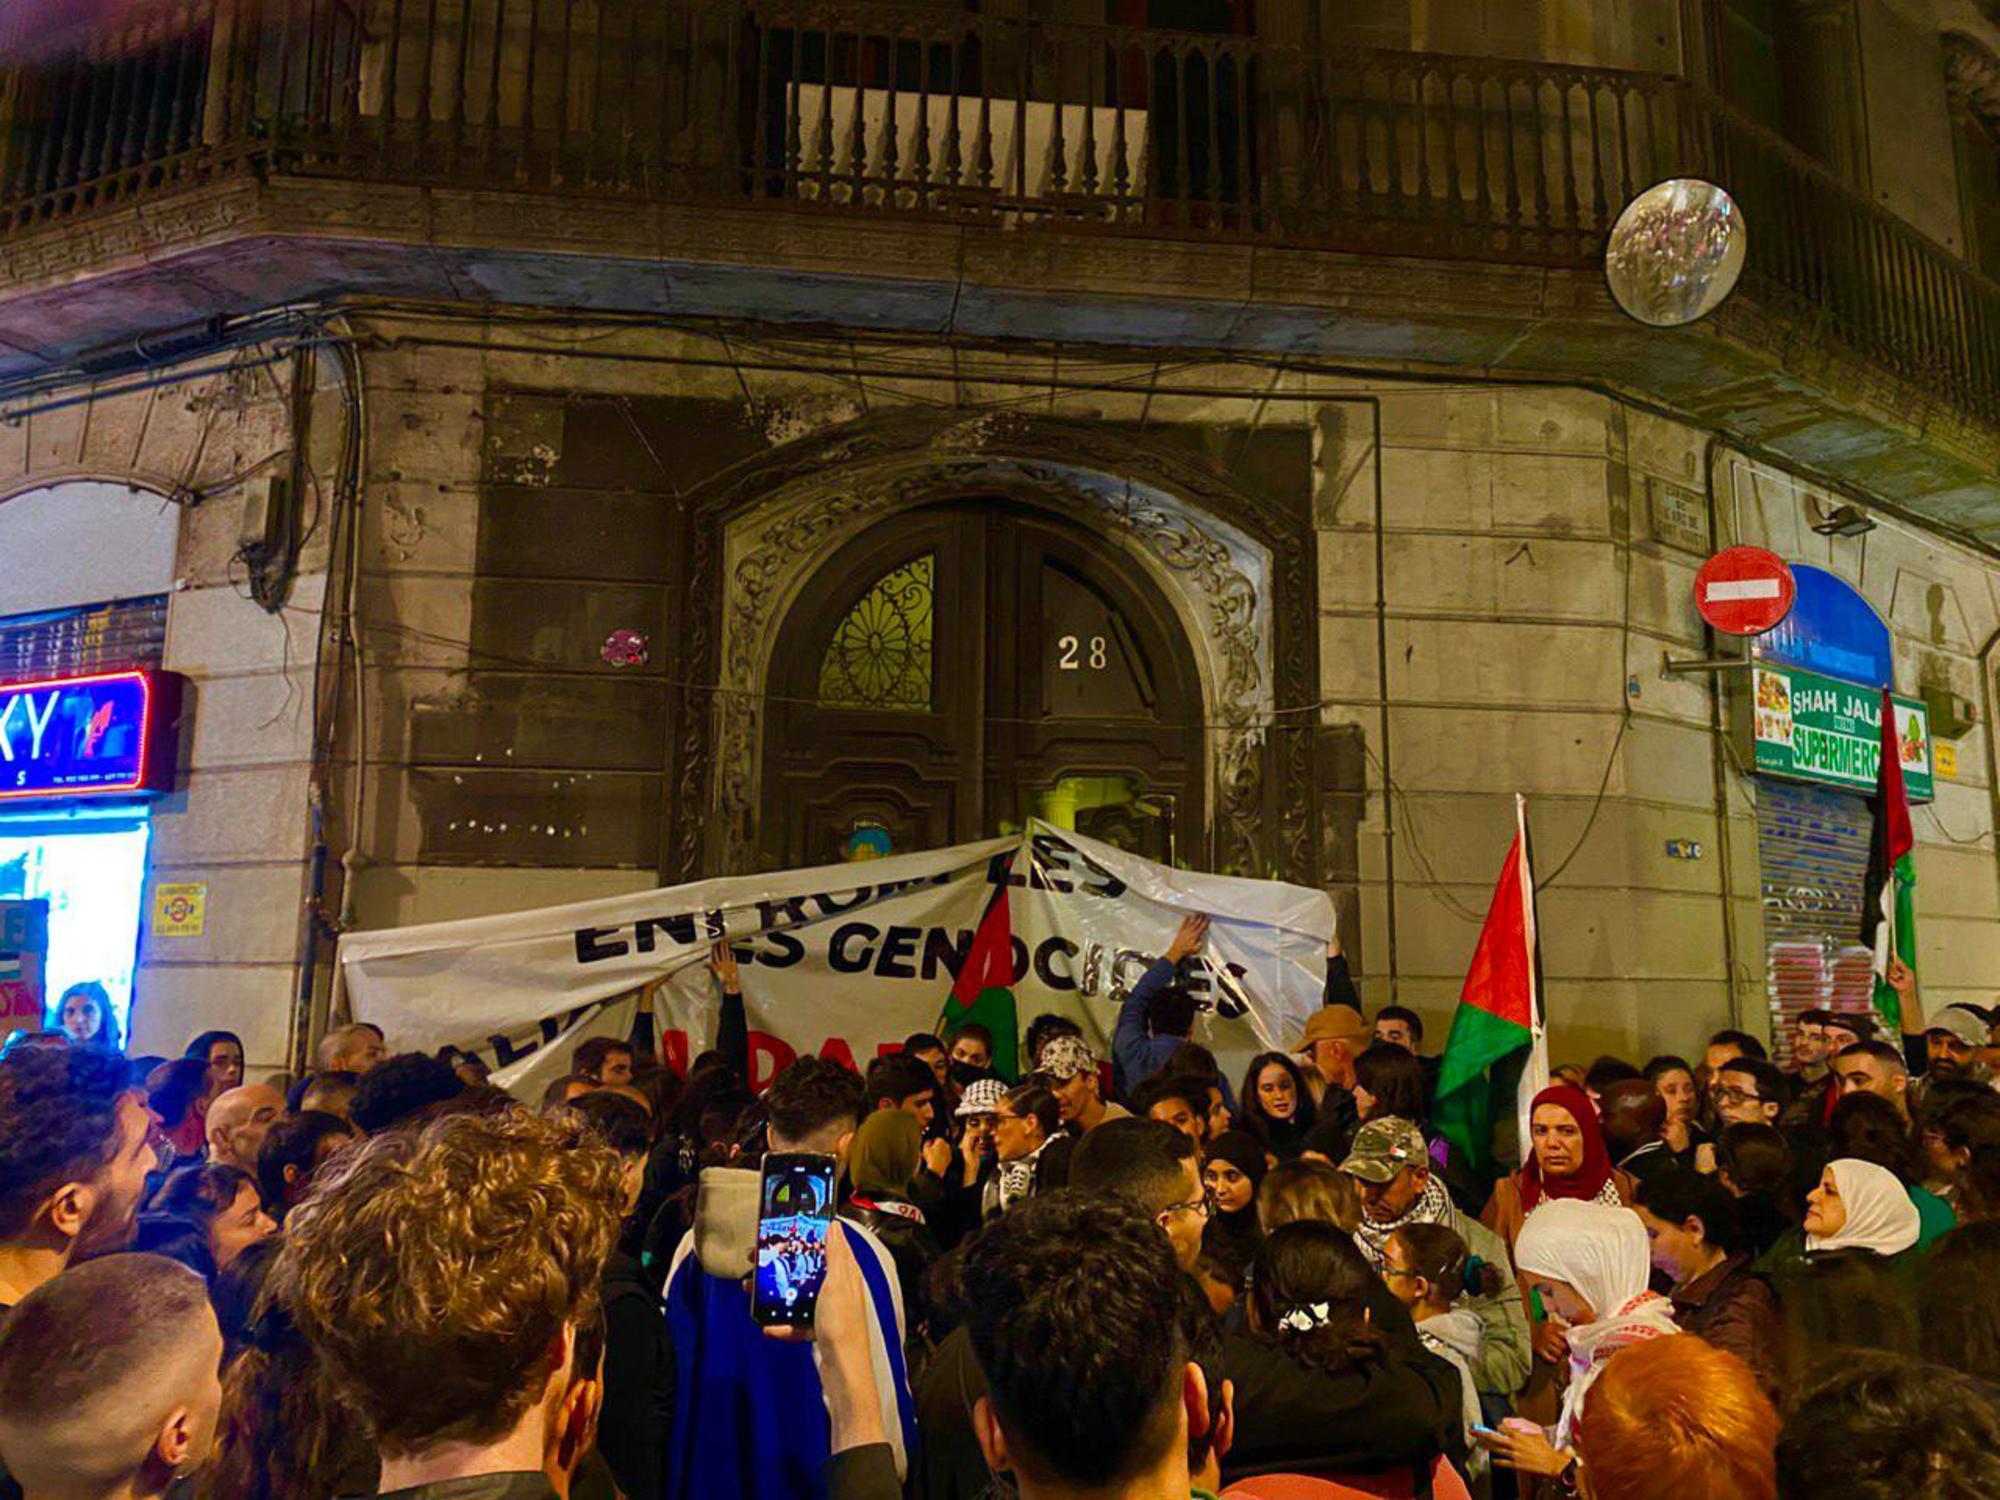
991 1081 1066 1216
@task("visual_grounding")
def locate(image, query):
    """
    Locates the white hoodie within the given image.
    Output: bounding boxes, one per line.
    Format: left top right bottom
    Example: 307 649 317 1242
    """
1416 1306 1489 1490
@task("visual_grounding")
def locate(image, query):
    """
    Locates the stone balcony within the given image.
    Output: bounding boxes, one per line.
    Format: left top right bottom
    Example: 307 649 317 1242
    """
1 0 1996 537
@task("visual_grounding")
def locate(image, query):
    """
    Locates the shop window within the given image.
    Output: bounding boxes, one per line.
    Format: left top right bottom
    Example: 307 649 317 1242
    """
1705 0 1867 183
1708 0 1786 134
817 553 937 712
0 818 150 1042
0 482 179 624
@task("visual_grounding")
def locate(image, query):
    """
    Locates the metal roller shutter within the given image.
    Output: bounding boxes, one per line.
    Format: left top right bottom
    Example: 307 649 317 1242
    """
1757 779 1876 1067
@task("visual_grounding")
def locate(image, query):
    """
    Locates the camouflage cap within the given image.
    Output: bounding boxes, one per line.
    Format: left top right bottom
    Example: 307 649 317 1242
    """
1338 1116 1428 1184
1036 1035 1097 1081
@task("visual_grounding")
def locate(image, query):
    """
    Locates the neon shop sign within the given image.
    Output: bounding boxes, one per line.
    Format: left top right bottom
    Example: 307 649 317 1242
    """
0 670 184 801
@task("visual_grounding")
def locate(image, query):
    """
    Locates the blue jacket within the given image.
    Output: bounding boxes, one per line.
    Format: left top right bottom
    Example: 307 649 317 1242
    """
662 1217 916 1500
1114 958 1189 1098
1115 953 1363 1100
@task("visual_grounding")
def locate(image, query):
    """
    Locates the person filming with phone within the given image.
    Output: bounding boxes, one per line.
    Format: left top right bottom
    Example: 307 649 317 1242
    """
662 1056 916 1500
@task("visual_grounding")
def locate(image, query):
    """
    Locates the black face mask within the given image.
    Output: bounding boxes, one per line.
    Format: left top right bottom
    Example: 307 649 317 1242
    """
950 1060 992 1089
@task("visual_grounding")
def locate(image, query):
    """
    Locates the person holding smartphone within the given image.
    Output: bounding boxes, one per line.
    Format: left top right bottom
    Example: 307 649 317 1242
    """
1479 1199 1679 1493
664 1055 917 1500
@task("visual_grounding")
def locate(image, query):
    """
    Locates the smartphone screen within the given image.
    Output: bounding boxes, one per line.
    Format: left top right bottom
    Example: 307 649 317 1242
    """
751 1152 837 1328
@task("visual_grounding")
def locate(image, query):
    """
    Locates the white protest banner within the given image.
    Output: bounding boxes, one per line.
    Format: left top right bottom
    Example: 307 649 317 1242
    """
338 821 1336 1097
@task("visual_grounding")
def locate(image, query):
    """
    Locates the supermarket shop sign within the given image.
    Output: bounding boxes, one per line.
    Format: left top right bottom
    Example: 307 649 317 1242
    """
1747 664 1933 803
0 670 185 802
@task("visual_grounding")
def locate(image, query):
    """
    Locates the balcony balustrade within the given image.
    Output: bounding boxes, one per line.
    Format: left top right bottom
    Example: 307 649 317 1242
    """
1 0 1994 422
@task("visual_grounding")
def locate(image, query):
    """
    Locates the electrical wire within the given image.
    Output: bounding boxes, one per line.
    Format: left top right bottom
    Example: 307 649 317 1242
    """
1531 712 1633 889
11 296 1967 909
329 613 1341 731
1359 736 1489 926
1532 416 1641 893
1920 799 1993 847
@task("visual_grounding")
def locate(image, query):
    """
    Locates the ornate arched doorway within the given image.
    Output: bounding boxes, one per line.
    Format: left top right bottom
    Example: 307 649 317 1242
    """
666 409 1322 884
760 499 1205 866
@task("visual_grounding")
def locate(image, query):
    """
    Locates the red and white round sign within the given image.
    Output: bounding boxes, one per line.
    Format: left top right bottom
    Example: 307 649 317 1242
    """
1695 547 1796 636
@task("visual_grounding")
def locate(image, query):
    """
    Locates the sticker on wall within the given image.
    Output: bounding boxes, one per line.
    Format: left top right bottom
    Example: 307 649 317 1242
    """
153 882 207 939
1936 742 1958 781
602 629 650 668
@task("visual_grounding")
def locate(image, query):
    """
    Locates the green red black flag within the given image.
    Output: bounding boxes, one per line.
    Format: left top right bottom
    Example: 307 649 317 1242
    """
938 855 1020 1080
1863 691 1917 1032
1433 795 1549 1179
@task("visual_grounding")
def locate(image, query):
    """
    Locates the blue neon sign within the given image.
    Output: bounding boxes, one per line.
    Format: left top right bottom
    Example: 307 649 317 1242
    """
0 671 183 801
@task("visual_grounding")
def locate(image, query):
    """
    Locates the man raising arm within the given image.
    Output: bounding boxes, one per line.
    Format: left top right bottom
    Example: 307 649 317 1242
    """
1115 915 1210 1097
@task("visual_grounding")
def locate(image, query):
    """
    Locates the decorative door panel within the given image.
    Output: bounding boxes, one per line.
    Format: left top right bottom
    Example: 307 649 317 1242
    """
761 499 1203 866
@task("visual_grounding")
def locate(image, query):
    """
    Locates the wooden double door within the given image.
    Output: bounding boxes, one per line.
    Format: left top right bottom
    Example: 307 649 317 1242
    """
760 501 1205 867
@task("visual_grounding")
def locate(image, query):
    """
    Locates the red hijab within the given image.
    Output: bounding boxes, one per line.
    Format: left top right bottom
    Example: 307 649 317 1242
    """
1518 1083 1613 1211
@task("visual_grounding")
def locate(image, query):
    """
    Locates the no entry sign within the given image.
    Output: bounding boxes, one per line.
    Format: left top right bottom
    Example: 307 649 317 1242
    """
1695 547 1796 636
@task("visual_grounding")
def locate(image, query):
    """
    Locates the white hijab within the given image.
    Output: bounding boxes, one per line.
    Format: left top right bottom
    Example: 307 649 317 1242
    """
1514 1199 1653 1325
1806 1158 1921 1257
1514 1199 1680 1446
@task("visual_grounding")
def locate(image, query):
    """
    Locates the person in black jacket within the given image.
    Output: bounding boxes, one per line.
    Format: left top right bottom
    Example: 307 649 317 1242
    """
0 1253 224 1500
1239 1051 1320 1161
909 1121 1208 1500
843 1107 944 1366
1223 1220 1465 1489
932 1077 1006 1248
282 1108 618 1500
570 1092 675 1500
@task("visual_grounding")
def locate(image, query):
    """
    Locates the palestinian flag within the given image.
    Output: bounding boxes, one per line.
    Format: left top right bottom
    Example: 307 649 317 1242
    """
938 858 1019 1080
1863 691 1916 1033
1433 795 1550 1181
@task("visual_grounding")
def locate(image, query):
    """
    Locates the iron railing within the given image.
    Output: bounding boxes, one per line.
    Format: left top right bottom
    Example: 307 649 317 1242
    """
2 0 1996 421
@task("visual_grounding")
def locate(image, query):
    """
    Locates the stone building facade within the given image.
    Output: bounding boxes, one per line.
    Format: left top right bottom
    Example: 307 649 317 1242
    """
1 0 1998 1070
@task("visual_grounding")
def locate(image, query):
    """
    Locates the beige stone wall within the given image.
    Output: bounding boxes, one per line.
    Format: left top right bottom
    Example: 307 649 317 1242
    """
1319 382 2000 1063
1315 385 1738 1065
336 326 743 941
0 350 340 1073
1858 0 1968 251
321 320 2000 1069
1403 0 1685 71
8 322 1987 1072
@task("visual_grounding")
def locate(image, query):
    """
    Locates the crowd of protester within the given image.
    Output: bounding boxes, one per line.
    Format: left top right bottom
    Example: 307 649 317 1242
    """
3 925 2000 1500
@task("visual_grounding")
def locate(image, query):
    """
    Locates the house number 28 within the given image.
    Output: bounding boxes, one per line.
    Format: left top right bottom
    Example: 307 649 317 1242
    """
1057 635 1107 671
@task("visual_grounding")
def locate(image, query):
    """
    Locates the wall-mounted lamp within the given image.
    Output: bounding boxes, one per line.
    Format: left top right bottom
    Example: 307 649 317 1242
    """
1807 496 1876 537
